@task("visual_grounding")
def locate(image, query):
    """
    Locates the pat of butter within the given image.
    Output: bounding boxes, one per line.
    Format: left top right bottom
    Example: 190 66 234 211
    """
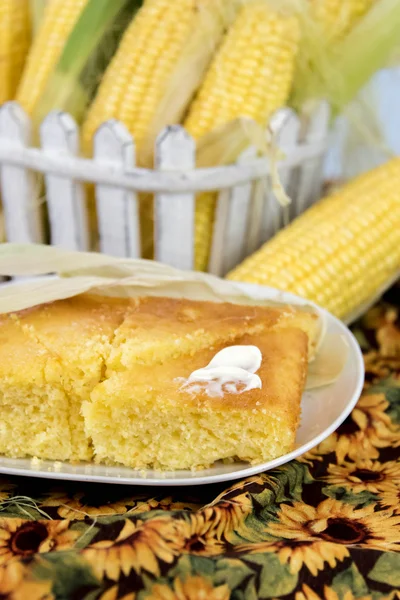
181 345 262 397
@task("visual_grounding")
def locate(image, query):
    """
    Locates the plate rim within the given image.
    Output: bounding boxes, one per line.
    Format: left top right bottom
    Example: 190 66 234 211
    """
0 282 365 486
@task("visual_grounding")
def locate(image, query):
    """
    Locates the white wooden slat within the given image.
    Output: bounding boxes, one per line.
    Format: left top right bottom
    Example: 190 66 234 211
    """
0 102 43 243
245 177 266 257
306 101 331 208
259 120 281 243
272 109 302 196
207 189 231 277
155 126 195 270
0 122 327 193
272 108 301 228
209 147 256 276
292 100 330 218
94 120 140 258
258 179 279 245
41 111 89 251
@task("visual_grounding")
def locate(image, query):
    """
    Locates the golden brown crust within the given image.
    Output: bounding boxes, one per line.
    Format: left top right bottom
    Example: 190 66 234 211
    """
99 328 307 412
0 293 311 466
0 313 51 382
86 328 307 469
1 293 316 388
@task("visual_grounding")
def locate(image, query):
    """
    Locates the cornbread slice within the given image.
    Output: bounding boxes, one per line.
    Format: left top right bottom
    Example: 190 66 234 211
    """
107 295 320 371
0 314 71 460
0 293 318 465
10 295 131 460
84 329 308 470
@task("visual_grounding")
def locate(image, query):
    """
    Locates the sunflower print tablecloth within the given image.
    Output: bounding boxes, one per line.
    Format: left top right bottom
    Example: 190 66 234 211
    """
0 287 399 600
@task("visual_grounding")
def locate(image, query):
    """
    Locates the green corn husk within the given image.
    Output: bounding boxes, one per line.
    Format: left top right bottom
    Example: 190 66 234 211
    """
27 0 142 131
292 0 400 115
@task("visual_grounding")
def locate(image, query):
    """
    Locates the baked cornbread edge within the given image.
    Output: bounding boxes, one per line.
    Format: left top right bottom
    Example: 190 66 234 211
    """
83 328 308 470
0 293 319 466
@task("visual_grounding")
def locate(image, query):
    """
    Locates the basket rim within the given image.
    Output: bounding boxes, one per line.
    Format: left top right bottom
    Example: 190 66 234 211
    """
0 138 327 193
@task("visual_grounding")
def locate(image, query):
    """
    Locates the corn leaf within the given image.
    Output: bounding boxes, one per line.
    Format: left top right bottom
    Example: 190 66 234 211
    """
331 0 400 110
292 0 400 114
0 244 321 315
32 0 141 126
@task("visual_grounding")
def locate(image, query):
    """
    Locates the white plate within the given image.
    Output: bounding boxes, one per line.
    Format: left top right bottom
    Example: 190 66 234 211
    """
0 283 364 486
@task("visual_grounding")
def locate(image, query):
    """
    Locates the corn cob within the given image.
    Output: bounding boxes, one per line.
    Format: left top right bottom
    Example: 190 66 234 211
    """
16 0 88 116
310 0 377 41
183 0 300 271
0 0 31 104
82 0 233 258
227 158 400 321
82 0 233 161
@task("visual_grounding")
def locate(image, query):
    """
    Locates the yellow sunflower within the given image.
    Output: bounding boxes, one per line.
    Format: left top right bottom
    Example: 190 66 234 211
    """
174 499 250 557
200 492 253 541
379 488 400 514
173 514 225 556
96 585 135 600
214 474 273 500
266 499 400 552
145 575 230 600
0 479 15 502
0 562 25 595
0 518 79 565
317 394 399 462
297 447 325 466
380 592 400 600
40 491 129 520
127 496 202 514
237 538 349 577
82 517 183 581
324 459 400 494
294 583 371 600
376 308 400 357
363 350 400 386
0 561 54 600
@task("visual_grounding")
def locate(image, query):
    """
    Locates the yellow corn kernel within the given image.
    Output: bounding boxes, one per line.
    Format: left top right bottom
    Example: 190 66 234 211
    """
309 0 377 41
184 0 300 271
0 0 31 104
16 0 88 116
82 0 231 160
227 158 400 321
82 0 232 258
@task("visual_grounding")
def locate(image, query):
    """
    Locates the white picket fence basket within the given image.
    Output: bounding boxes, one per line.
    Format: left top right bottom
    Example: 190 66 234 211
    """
0 100 330 277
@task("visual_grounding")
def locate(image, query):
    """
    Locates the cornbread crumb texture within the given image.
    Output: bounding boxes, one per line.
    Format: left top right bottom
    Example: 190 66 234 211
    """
0 314 71 460
0 294 312 468
1 295 131 461
15 295 131 391
85 329 307 470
